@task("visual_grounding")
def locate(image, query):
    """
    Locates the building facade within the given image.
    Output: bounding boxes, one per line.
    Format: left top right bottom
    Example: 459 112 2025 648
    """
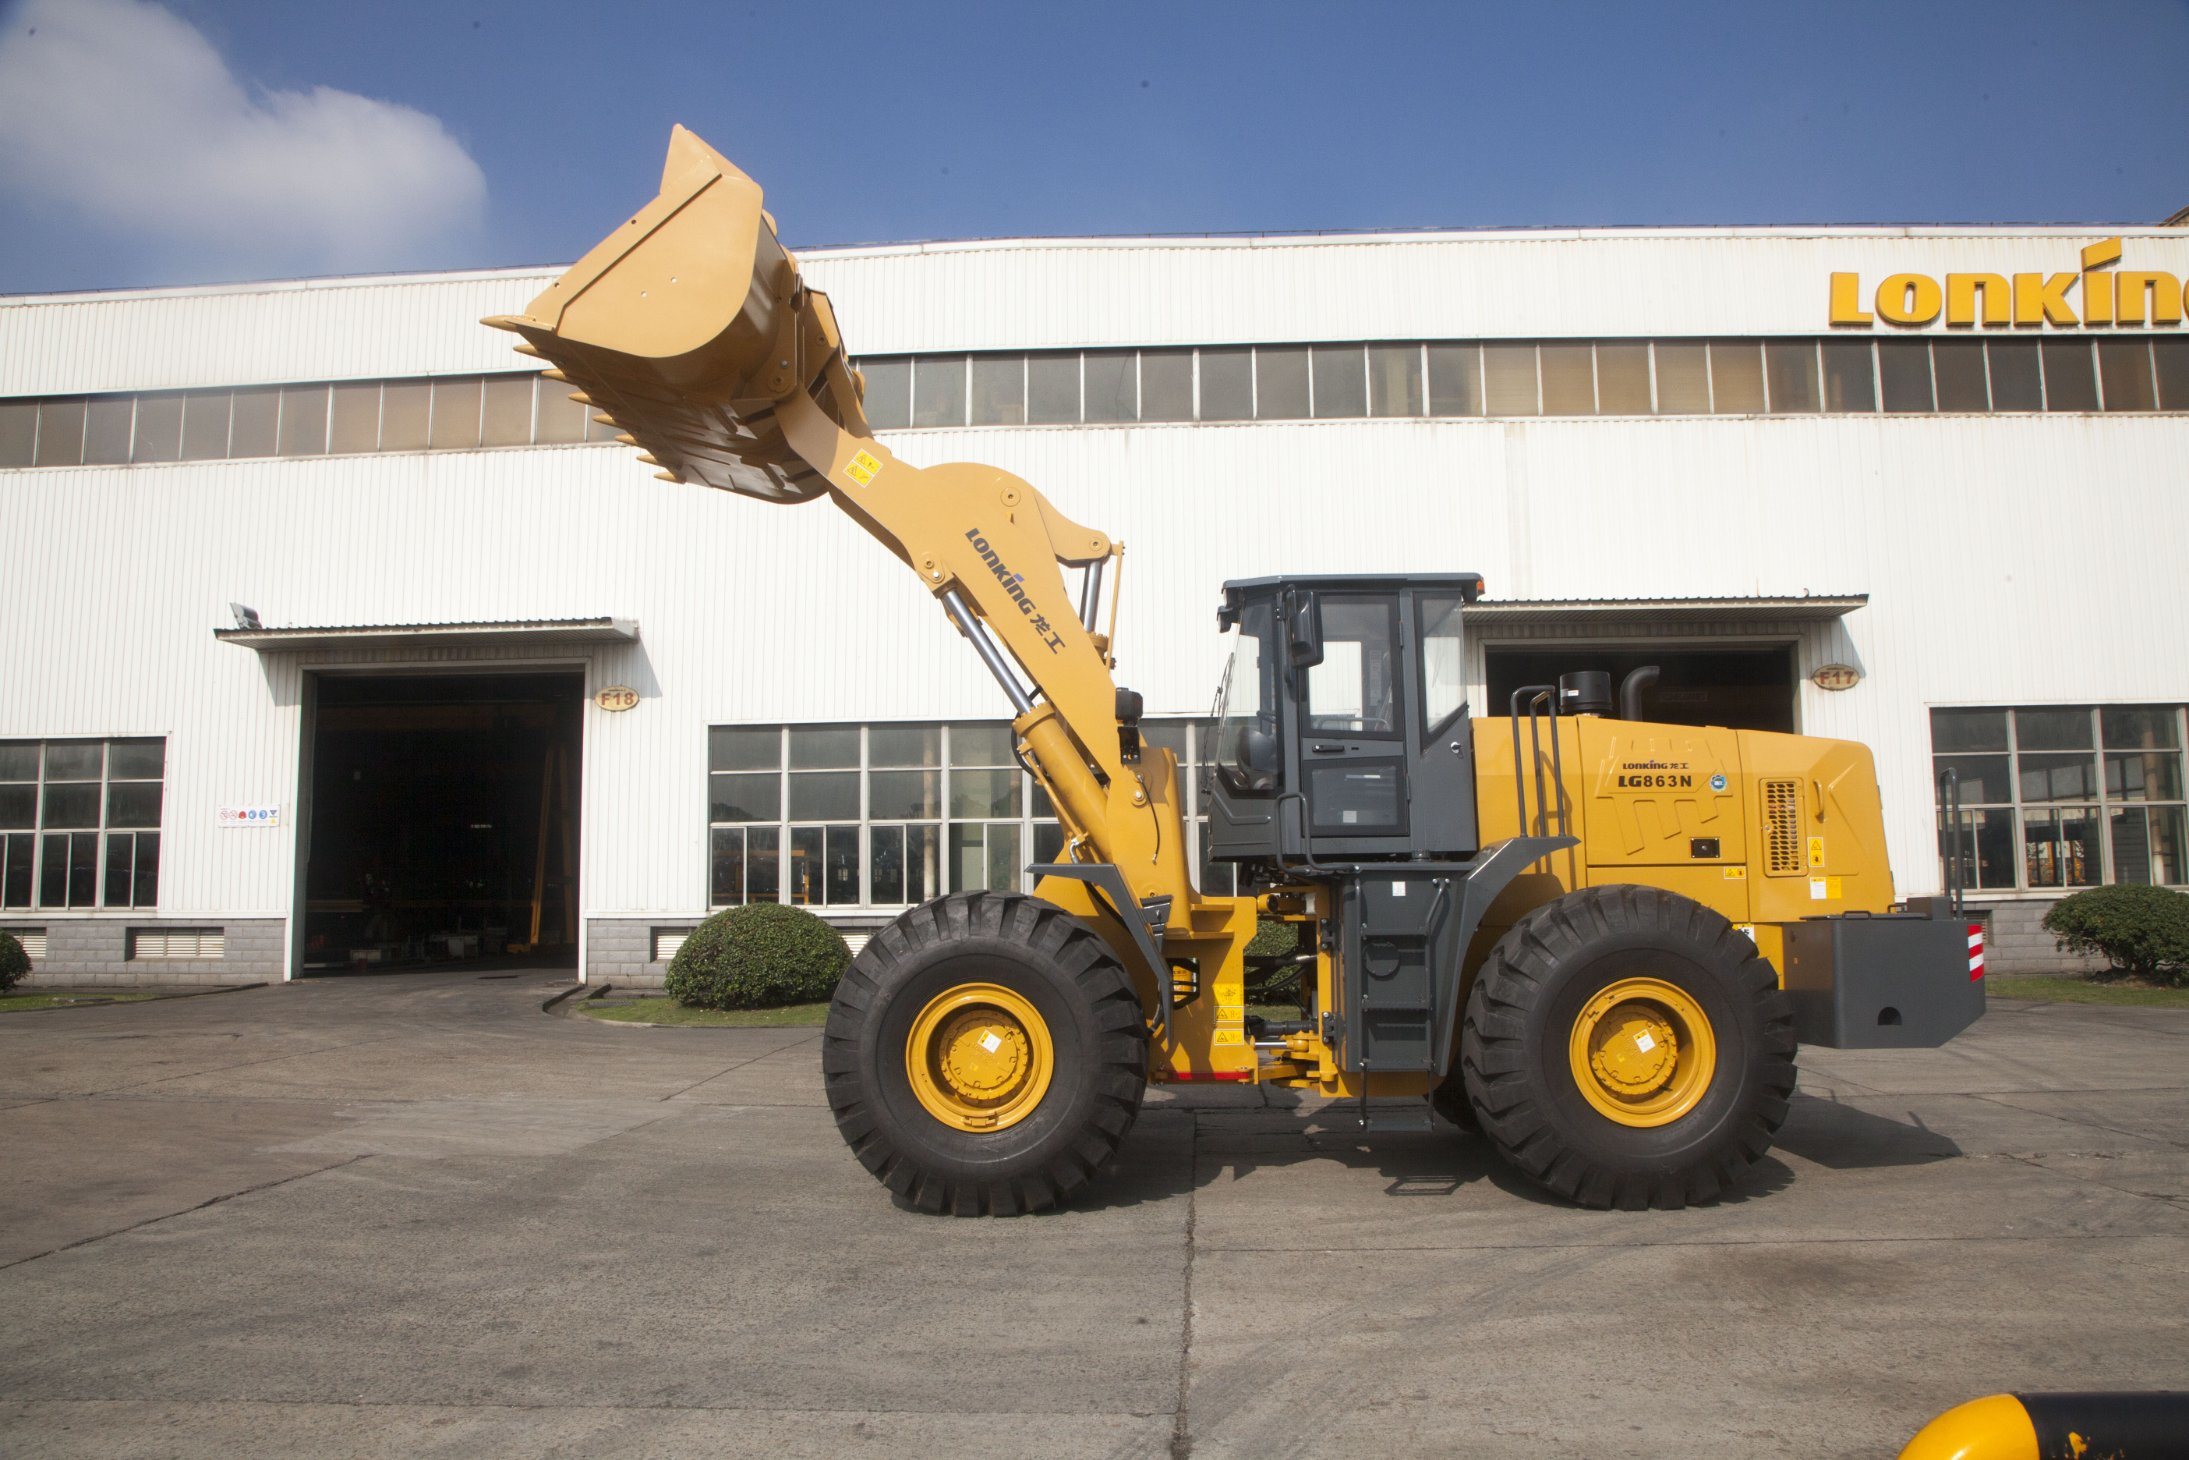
3 223 2185 986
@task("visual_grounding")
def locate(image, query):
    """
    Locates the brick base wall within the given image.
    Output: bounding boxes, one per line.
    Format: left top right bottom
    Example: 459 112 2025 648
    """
584 915 893 990
5 918 285 987
1968 899 2107 976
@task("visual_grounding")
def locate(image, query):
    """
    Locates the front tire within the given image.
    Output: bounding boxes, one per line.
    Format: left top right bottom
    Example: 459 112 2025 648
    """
823 892 1147 1216
1460 885 1795 1210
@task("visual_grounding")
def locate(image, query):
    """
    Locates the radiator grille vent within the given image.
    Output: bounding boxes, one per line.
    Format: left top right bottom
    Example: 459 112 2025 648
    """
1763 780 1803 875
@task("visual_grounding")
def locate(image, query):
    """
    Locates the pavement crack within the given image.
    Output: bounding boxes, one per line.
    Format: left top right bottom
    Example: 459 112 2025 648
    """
1170 1110 1198 1460
0 1155 370 1273
661 1031 824 1101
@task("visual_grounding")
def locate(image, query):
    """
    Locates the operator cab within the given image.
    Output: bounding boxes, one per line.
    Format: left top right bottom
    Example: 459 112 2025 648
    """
1204 574 1483 880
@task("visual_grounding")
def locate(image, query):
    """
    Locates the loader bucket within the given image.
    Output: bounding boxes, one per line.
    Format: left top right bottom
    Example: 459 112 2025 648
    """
484 126 870 503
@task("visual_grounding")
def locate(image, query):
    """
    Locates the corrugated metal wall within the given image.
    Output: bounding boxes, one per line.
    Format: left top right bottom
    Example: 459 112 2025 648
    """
3 411 2183 939
2 226 2186 964
6 224 2185 393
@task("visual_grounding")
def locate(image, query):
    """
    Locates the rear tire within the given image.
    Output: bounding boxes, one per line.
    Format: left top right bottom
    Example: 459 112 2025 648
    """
1460 884 1794 1210
823 891 1147 1216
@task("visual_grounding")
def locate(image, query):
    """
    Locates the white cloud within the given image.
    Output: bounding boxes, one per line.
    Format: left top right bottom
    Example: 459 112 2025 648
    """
0 0 486 277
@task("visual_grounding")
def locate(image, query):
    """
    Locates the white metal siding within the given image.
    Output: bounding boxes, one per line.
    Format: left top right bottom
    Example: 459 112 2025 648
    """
5 226 2186 394
3 411 2183 929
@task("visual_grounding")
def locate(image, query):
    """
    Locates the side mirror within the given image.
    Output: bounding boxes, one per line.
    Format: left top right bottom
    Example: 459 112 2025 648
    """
1283 590 1323 669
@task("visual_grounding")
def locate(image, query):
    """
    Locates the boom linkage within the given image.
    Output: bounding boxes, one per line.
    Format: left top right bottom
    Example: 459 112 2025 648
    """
483 126 1206 944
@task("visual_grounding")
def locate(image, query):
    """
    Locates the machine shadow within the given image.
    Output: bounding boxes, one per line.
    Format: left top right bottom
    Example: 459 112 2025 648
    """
1082 1091 1810 1214
1770 1092 1963 1170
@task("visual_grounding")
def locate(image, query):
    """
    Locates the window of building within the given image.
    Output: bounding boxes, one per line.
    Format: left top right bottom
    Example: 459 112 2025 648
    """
7 330 2182 474
1083 350 1137 424
1653 342 1710 413
1368 344 1423 417
1985 341 2043 411
1933 706 2186 893
912 357 967 428
1538 343 1595 415
1026 352 1082 424
1595 343 1651 414
705 720 1232 911
0 738 164 911
1819 341 1877 412
859 357 912 430
2041 341 2099 411
1310 345 1367 418
1197 347 1253 421
1255 346 1310 420
1140 349 1194 422
1482 343 1539 415
2155 339 2189 410
969 355 1027 426
1878 340 1935 413
2098 339 2157 412
1764 341 1821 413
1426 343 1484 416
83 396 134 465
180 390 232 460
1708 340 1765 413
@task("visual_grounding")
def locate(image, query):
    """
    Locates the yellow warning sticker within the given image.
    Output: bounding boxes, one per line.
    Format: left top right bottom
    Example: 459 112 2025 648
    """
1214 1003 1245 1046
1807 836 1826 868
1827 876 1844 900
845 449 882 487
1723 865 1747 880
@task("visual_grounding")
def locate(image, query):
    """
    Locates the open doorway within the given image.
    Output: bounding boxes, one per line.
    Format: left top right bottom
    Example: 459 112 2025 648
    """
1486 644 1797 733
300 671 582 973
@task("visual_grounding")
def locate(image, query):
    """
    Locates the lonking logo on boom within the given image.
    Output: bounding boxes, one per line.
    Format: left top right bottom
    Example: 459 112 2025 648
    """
965 528 1067 654
1829 238 2187 329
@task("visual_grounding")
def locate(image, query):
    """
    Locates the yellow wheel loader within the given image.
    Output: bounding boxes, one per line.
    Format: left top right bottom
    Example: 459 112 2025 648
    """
493 128 1985 1215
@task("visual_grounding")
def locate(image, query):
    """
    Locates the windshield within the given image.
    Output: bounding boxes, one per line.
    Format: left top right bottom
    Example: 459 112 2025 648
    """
1209 602 1279 797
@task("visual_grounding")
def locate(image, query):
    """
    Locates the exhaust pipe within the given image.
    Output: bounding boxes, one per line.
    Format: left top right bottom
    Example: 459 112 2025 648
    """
1617 665 1660 721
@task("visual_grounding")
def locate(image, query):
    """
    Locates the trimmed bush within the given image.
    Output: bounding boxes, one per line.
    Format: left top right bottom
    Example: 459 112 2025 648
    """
665 903 850 1010
2042 884 2189 986
1244 917 1306 1003
0 930 26 993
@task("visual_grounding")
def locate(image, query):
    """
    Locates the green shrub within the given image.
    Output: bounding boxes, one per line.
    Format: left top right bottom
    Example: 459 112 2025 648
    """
2042 885 2189 986
1244 917 1306 1003
0 931 26 993
665 903 850 1010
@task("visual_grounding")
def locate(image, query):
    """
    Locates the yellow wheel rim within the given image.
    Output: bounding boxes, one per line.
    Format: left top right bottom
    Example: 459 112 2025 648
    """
1567 976 1717 1128
905 982 1055 1132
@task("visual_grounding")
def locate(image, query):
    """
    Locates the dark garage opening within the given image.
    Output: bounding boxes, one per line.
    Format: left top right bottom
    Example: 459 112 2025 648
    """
1487 645 1797 733
301 671 582 972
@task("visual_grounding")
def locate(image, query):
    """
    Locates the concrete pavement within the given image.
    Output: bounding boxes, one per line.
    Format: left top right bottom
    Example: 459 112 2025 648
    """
1 972 2183 1458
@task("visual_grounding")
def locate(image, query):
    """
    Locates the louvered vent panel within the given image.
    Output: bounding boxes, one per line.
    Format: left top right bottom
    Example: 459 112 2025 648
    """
652 930 690 962
130 928 224 960
5 928 45 961
843 933 871 958
1763 780 1803 875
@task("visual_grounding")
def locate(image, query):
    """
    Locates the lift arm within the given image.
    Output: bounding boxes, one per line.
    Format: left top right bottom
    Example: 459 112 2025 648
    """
485 127 1200 932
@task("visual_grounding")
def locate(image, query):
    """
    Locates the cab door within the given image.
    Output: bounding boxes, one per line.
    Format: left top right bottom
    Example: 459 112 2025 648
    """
1296 594 1409 853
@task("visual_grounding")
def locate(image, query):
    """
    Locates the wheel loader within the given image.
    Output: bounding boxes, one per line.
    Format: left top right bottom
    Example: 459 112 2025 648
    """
491 127 1985 1215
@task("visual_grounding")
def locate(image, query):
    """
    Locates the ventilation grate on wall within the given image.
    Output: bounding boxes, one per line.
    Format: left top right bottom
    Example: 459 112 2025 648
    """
129 928 224 960
1762 780 1803 875
652 929 692 963
3 927 45 962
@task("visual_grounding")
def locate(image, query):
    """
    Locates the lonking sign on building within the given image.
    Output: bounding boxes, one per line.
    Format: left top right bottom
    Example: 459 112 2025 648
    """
1831 237 2187 329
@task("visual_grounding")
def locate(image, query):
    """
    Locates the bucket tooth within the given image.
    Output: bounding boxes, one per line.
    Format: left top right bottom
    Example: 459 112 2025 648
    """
592 413 617 427
480 315 521 332
511 343 544 359
541 369 568 382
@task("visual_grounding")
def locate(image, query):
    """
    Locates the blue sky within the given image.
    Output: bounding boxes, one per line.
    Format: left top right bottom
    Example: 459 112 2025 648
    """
1 0 2186 293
